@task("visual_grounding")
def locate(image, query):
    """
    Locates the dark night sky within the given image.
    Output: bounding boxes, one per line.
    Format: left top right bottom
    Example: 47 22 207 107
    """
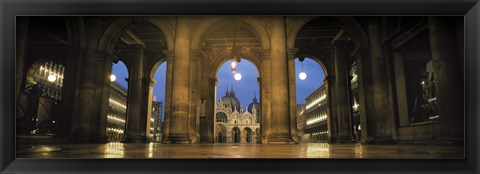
111 57 324 120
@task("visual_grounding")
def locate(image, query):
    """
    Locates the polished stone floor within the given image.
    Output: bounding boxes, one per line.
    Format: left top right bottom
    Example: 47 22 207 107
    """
16 142 464 159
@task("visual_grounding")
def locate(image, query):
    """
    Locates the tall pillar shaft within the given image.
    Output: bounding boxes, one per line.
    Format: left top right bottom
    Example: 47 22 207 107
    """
332 40 352 143
141 78 155 142
323 77 334 143
71 49 101 143
358 49 376 144
57 49 82 139
166 16 192 143
123 44 145 143
260 51 271 144
367 18 395 143
162 50 174 142
287 49 299 143
94 51 115 143
268 16 293 144
428 17 464 144
188 50 202 143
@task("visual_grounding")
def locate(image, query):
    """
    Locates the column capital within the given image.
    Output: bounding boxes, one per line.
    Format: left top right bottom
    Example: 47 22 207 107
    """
190 49 203 61
162 50 175 57
259 50 271 60
324 76 335 83
143 77 156 87
209 77 218 86
65 47 88 57
287 48 299 59
96 50 117 63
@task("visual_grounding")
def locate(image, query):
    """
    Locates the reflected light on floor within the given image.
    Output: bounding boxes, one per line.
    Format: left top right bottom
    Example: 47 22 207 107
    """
104 142 125 158
147 143 155 158
355 145 363 158
306 143 330 158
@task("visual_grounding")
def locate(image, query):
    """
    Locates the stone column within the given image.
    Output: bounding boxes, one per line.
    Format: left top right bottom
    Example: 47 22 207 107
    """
259 51 271 144
367 18 395 143
188 50 202 143
428 17 464 144
287 48 299 143
392 52 409 127
268 16 294 144
162 50 174 143
323 76 335 143
16 17 29 103
165 16 192 144
123 44 145 143
332 39 352 143
56 48 82 139
94 51 116 143
140 77 155 142
358 48 376 144
70 48 100 143
202 77 217 143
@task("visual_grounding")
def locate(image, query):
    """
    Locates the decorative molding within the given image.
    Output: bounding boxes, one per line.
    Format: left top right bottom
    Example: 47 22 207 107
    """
287 48 299 59
143 77 156 87
392 19 428 49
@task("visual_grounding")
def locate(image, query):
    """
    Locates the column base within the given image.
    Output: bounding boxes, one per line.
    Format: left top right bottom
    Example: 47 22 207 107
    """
434 133 464 145
200 136 214 143
334 135 355 144
122 136 146 143
164 134 192 144
70 131 98 143
267 133 295 144
362 135 395 144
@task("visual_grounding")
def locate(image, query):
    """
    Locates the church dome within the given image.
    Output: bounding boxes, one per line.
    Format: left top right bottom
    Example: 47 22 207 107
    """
220 88 241 112
247 95 260 113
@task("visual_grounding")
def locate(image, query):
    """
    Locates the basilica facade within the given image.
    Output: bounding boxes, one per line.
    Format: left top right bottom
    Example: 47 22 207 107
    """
214 88 260 143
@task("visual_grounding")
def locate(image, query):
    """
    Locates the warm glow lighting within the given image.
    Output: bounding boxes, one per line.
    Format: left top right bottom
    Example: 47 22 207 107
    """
306 94 327 110
234 73 242 81
48 74 57 82
306 114 327 125
299 72 307 80
109 99 127 109
110 74 116 82
108 115 126 123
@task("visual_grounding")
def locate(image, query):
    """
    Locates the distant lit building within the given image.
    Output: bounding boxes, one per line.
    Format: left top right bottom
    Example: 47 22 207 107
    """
150 98 163 142
107 81 127 142
304 83 329 143
214 88 260 143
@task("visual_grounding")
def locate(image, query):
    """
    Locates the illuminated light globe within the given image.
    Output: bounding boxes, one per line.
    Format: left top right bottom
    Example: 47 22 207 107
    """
231 61 237 69
110 74 116 82
234 73 242 81
47 74 57 82
299 72 307 80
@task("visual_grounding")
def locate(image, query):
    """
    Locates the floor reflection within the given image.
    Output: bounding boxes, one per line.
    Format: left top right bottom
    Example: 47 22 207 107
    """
17 143 464 159
103 142 125 158
306 143 330 158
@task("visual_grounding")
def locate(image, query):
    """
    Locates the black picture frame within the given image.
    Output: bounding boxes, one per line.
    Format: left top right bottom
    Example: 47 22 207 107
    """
1 0 478 173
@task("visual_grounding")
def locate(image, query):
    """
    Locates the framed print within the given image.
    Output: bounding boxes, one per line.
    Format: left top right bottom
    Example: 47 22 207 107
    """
1 0 479 174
